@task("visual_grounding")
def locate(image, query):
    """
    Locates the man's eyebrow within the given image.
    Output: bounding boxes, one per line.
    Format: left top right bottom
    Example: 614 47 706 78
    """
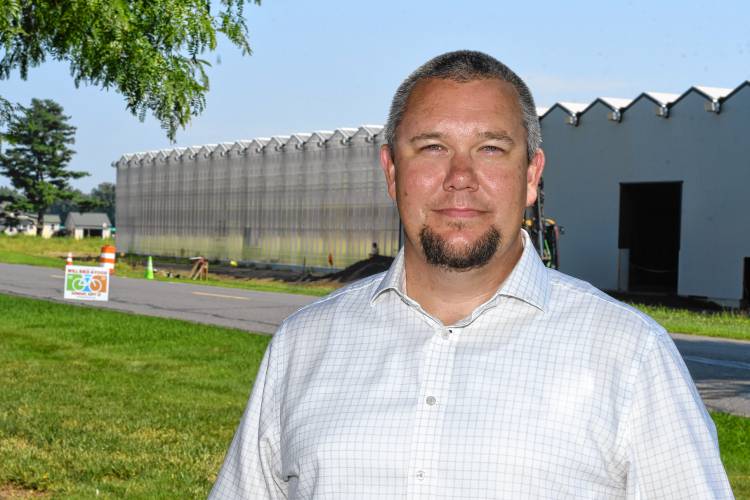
409 132 443 143
408 131 516 144
480 131 515 144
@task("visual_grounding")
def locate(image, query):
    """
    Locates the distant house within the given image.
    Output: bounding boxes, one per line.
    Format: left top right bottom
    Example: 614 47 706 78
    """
1 214 65 238
0 203 36 236
15 215 36 236
65 212 112 239
41 214 62 239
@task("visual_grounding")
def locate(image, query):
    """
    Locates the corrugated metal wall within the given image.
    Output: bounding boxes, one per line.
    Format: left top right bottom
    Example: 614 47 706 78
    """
541 82 750 307
114 126 400 269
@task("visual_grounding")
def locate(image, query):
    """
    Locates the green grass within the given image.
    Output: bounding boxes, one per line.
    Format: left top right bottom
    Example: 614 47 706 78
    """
0 293 270 498
0 293 748 498
635 304 750 342
0 234 337 297
0 234 106 268
156 274 335 296
715 412 750 498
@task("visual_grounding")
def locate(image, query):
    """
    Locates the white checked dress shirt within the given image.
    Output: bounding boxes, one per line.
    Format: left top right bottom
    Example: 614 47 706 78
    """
210 231 733 499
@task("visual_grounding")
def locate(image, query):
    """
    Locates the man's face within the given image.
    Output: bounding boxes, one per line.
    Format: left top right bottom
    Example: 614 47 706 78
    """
380 78 545 271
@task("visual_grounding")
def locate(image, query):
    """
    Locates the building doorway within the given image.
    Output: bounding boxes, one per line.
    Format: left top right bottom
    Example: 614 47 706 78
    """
619 182 682 293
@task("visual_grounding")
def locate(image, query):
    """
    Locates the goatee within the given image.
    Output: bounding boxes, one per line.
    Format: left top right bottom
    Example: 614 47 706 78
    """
419 225 501 271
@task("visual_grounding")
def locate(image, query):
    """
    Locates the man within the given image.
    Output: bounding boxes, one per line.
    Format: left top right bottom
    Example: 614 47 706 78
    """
210 51 733 499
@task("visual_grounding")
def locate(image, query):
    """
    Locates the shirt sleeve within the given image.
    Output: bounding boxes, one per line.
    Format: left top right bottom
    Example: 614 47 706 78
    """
624 331 734 499
209 341 287 499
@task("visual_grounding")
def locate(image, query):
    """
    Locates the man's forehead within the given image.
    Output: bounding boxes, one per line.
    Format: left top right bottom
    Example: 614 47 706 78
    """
408 76 520 103
398 78 525 136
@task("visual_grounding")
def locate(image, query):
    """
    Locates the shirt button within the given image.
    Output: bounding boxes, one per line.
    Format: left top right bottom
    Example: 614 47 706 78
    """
416 470 425 480
425 396 437 406
441 329 451 339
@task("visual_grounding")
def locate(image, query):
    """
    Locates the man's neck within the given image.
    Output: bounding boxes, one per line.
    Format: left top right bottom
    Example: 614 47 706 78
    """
403 235 524 326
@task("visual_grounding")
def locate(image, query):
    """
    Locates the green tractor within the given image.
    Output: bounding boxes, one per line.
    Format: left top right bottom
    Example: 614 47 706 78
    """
523 178 561 270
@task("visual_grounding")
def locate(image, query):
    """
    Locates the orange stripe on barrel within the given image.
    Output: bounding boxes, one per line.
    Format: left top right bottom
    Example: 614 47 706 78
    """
100 245 116 274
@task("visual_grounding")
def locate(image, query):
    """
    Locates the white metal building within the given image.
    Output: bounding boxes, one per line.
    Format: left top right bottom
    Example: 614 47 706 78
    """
541 82 750 307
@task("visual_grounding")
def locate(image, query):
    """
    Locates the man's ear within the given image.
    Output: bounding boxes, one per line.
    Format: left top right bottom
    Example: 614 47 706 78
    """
525 149 546 207
380 144 397 201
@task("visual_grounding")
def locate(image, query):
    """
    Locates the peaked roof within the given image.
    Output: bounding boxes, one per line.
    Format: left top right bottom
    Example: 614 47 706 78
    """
692 85 733 101
641 92 681 106
113 81 750 165
555 101 589 114
66 212 111 228
597 97 633 110
266 136 290 151
286 134 312 149
328 128 358 146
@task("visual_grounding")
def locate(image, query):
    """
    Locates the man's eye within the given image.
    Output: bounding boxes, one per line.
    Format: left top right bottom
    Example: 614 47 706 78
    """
480 145 504 153
421 144 445 152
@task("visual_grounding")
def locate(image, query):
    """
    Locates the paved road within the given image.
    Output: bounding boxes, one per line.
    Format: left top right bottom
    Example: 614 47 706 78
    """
1 262 748 417
0 262 314 334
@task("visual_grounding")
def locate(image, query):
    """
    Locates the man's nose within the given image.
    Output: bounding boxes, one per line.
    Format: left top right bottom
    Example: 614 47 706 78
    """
443 151 479 191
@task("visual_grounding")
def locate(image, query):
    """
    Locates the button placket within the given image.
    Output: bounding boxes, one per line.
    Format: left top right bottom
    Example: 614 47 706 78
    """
407 327 456 497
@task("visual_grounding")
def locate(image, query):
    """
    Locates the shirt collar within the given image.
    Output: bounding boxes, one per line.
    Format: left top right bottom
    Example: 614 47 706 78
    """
371 246 407 303
494 229 551 311
370 229 550 312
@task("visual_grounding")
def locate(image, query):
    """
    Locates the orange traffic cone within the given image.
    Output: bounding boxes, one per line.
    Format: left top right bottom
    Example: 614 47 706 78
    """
66 252 73 266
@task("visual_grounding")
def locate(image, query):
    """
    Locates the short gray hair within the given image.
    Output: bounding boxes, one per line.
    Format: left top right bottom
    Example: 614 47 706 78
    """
384 50 541 163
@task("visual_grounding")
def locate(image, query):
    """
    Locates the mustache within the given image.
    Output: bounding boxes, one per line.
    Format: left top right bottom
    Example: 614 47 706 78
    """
430 202 491 211
428 194 491 212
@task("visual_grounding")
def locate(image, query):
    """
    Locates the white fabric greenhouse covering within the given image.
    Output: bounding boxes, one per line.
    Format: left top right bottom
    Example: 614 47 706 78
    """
114 125 398 269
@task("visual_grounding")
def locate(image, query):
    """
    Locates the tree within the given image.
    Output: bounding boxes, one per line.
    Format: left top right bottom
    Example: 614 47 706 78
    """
0 185 19 203
0 0 261 139
47 187 85 223
0 98 87 236
81 182 116 226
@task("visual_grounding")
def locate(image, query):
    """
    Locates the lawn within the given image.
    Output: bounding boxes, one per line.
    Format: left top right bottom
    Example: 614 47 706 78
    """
0 234 107 268
0 234 336 297
0 293 748 498
714 412 750 498
634 304 750 342
0 293 269 498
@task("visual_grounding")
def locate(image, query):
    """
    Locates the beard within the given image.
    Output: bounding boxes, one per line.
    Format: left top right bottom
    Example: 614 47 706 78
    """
419 224 501 271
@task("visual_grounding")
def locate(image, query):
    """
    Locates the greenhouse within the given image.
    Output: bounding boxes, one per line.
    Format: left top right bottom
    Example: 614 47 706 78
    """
114 125 399 269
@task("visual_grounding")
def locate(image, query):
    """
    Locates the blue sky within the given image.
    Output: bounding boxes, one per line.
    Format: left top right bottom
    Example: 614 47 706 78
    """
2 0 748 192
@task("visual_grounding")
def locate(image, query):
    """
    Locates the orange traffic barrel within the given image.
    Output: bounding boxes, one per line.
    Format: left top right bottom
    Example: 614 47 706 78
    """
100 245 116 274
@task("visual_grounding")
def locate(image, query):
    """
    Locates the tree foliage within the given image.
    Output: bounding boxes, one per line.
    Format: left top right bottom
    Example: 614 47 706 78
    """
46 188 84 224
0 185 20 203
0 98 87 235
0 0 261 139
84 182 116 225
44 182 115 226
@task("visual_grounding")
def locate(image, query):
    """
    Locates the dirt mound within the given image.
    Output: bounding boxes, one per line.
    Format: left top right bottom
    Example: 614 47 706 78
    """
150 255 395 284
310 255 394 283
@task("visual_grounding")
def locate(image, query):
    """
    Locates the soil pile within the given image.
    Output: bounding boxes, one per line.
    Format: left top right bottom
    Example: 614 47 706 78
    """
309 255 394 284
151 255 395 284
